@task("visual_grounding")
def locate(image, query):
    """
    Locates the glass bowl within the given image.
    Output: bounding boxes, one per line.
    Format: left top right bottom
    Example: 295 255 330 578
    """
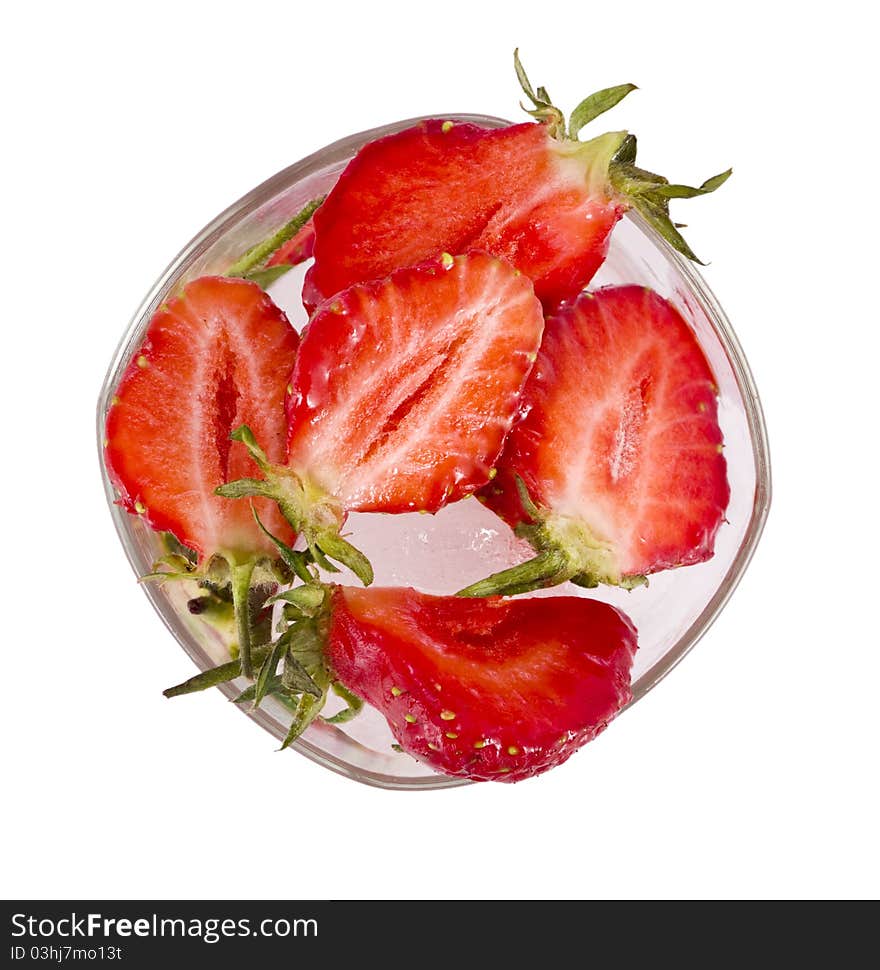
97 114 771 790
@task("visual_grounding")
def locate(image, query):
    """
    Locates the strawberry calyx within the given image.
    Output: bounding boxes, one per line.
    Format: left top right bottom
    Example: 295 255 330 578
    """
457 477 646 597
216 425 374 587
514 49 731 265
608 139 732 264
162 578 364 749
513 47 567 138
146 548 292 678
146 525 313 681
515 48 637 142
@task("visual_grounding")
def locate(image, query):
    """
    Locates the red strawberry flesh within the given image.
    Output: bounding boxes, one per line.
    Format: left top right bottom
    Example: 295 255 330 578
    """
303 120 623 312
327 586 637 782
104 276 299 562
286 250 544 514
475 285 729 591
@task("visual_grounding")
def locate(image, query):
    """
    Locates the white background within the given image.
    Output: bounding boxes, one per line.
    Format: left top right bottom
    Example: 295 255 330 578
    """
2 0 878 900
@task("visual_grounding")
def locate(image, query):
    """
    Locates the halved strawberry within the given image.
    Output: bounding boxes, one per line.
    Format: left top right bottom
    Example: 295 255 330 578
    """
104 275 300 674
303 52 729 312
222 250 544 583
163 583 638 783
327 586 638 782
460 285 730 596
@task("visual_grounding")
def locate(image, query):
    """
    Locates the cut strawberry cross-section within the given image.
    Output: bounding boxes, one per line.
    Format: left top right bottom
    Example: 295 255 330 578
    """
104 275 301 675
460 285 730 597
164 582 638 783
328 586 638 782
220 250 544 584
303 51 729 313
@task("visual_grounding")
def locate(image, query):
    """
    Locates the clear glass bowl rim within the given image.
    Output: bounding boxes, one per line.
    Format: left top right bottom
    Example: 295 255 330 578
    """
96 113 772 791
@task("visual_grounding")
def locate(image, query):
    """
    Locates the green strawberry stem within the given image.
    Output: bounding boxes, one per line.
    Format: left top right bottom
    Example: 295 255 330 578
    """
514 49 731 264
279 692 322 750
216 425 374 587
229 558 257 678
457 549 571 598
323 682 364 725
163 644 271 698
226 196 323 281
166 579 356 744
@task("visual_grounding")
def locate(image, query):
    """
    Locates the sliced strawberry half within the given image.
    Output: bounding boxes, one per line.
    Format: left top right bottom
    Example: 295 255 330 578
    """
105 276 298 559
163 582 637 781
104 275 300 674
461 285 730 597
222 251 544 583
303 53 729 312
327 586 637 782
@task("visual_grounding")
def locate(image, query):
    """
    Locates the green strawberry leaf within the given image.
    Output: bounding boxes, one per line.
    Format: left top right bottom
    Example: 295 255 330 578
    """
229 424 271 471
569 83 638 139
245 265 294 290
282 650 323 698
608 135 732 265
140 569 200 584
251 505 315 584
322 682 364 725
253 629 294 709
456 548 571 598
278 692 322 750
160 532 197 564
271 584 327 617
316 530 374 587
215 478 276 500
514 48 548 109
650 168 733 199
163 645 271 698
513 49 565 137
514 474 542 523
